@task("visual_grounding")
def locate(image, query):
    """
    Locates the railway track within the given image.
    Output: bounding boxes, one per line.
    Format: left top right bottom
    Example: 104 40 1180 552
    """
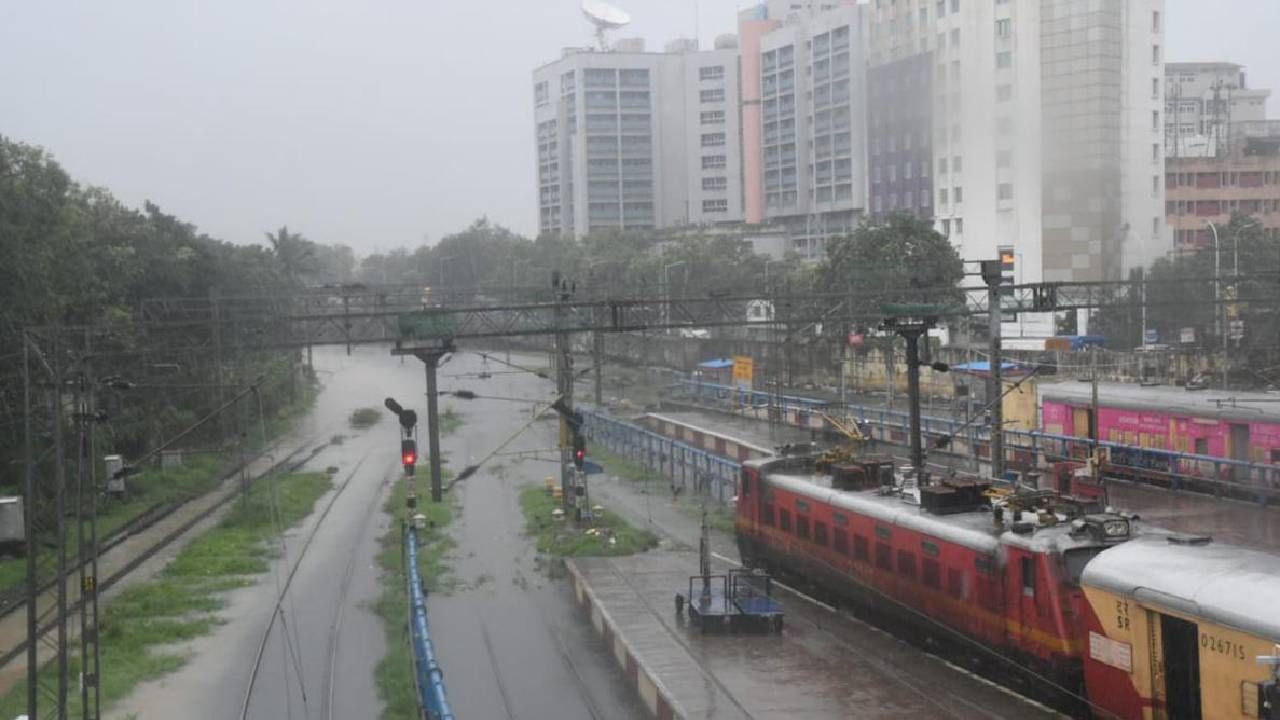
238 450 382 720
0 434 332 672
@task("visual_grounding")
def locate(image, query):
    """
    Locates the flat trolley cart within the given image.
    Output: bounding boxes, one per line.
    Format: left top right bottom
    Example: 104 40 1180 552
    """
675 568 784 633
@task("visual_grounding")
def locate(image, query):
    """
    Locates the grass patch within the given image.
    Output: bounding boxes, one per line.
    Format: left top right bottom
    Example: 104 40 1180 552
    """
438 407 463 436
350 407 383 429
0 470 333 718
373 472 457 719
519 485 658 557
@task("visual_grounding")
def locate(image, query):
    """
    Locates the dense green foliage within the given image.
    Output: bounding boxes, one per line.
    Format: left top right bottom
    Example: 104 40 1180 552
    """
1088 213 1280 362
817 213 966 331
0 135 339 495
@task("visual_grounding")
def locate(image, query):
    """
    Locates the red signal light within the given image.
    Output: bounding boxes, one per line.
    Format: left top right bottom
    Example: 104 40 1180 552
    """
402 451 417 466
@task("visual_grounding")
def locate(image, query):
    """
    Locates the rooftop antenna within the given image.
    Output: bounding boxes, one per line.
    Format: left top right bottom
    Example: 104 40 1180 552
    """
582 0 632 50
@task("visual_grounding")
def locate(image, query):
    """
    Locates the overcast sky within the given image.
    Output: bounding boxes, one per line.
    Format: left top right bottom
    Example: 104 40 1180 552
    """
2 1 1277 254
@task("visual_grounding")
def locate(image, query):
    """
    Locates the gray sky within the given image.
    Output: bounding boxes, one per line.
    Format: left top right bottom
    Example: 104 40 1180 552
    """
2 0 1277 253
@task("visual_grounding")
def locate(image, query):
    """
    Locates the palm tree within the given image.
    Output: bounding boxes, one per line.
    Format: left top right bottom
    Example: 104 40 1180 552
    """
265 225 315 284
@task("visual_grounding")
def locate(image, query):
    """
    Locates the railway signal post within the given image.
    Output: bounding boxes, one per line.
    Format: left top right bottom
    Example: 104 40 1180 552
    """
391 337 454 503
881 304 951 486
981 260 1006 481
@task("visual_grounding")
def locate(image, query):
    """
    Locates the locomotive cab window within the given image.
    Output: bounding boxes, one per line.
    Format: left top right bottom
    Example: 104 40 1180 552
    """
1062 547 1102 585
814 521 828 546
795 515 810 540
854 535 869 561
897 550 917 580
1020 557 1036 598
833 528 849 556
779 508 791 532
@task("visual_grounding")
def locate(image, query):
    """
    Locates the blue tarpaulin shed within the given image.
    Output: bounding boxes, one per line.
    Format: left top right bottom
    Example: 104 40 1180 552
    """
697 358 734 369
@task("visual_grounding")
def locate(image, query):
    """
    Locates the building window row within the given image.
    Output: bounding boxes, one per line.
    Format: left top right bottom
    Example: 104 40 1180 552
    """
700 88 725 103
1169 199 1280 216
702 198 728 213
700 110 725 125
699 65 725 81
702 176 728 191
701 132 726 148
1167 171 1275 189
702 154 727 170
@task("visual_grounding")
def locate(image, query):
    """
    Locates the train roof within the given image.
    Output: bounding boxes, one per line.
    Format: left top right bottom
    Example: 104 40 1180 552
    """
763 467 1105 557
1038 381 1280 424
1081 536 1280 641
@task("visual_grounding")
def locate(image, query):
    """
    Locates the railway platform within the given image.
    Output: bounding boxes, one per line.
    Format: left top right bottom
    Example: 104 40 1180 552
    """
566 549 1061 719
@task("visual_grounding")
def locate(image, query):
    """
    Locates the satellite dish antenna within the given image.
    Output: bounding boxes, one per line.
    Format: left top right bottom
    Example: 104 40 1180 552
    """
582 0 632 50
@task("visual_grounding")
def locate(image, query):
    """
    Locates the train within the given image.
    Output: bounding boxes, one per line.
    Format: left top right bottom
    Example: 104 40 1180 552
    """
1039 382 1280 499
734 453 1280 719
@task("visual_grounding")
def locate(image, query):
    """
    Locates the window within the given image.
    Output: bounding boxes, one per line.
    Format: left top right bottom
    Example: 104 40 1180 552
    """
998 183 1013 201
1152 44 1160 64
875 543 893 571
939 188 948 205
778 508 791 532
953 186 963 203
701 155 726 170
955 218 964 234
996 51 1012 69
1152 143 1159 162
534 81 549 106
941 218 951 235
702 176 727 191
699 65 725 81
700 110 725 125
997 84 1012 102
1152 77 1160 99
701 132 726 147
814 522 828 546
1152 175 1160 195
950 0 959 12
833 529 849 556
936 0 945 18
701 198 727 213
1152 110 1159 131
700 88 725 103
897 550 917 580
853 535 869 561
950 28 960 48
1152 10 1160 32
947 568 964 598
995 19 1012 38
795 514 810 539
922 559 941 589
1020 556 1036 597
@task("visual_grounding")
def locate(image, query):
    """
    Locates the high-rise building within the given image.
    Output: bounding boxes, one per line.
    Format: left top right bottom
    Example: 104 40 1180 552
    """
741 1 868 259
861 0 1166 290
1165 62 1270 158
532 38 743 237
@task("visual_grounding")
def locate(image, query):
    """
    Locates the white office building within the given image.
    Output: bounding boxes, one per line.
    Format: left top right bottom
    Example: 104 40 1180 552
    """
861 0 1166 296
533 38 743 237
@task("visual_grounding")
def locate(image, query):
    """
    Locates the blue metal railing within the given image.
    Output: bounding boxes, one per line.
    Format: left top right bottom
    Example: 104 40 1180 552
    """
406 525 453 720
582 410 742 504
671 379 1280 495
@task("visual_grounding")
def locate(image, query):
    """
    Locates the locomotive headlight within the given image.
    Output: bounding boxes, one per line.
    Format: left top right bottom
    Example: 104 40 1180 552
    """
1103 519 1130 537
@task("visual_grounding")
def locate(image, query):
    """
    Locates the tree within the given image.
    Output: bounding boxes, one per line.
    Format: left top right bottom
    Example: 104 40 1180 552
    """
265 225 316 284
817 213 965 330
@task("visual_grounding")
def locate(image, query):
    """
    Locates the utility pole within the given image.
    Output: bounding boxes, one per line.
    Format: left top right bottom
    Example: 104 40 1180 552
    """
902 328 926 481
981 260 1006 481
553 272 575 512
52 334 69 720
1090 345 1101 479
22 334 37 720
75 349 101 720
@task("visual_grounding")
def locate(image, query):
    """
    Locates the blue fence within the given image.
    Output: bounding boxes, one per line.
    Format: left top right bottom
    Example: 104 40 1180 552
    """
581 410 742 504
672 379 1280 497
406 525 453 720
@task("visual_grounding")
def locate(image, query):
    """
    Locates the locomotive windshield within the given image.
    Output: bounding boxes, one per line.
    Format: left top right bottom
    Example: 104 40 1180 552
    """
1062 547 1104 585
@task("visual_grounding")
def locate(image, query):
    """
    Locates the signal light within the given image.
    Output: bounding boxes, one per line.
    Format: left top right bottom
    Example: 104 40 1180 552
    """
572 433 586 470
401 438 418 474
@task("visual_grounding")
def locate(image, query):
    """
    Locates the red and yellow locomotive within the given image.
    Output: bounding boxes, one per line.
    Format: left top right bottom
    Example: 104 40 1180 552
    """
735 453 1280 719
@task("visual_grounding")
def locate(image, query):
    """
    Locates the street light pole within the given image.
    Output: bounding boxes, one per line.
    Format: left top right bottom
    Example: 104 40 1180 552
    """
663 260 686 330
1206 220 1226 390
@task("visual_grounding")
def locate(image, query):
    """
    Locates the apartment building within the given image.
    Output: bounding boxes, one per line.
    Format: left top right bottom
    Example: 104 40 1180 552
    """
1166 122 1280 250
532 38 743 237
1166 62 1270 158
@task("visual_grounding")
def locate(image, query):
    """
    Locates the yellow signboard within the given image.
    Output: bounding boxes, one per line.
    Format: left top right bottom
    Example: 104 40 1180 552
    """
732 355 754 389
